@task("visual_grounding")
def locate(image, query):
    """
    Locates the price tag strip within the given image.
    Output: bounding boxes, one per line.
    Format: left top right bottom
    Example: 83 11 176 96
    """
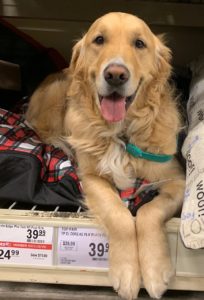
58 226 109 269
0 224 53 266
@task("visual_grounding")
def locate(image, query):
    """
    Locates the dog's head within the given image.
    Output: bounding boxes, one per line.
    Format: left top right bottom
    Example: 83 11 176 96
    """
69 12 171 123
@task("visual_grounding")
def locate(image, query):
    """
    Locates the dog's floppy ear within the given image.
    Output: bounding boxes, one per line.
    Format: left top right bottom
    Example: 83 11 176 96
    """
69 36 86 74
154 34 172 81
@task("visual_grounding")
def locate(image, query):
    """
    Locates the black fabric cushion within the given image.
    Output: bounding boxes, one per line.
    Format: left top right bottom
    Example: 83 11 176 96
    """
0 151 81 207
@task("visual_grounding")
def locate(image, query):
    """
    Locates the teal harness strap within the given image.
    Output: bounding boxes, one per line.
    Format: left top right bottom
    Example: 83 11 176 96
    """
126 143 173 163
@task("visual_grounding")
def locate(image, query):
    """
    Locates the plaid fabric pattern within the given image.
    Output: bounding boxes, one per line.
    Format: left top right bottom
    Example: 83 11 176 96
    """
119 178 158 216
0 108 79 184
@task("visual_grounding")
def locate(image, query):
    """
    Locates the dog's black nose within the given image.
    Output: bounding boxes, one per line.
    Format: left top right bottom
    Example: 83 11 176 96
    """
104 64 130 86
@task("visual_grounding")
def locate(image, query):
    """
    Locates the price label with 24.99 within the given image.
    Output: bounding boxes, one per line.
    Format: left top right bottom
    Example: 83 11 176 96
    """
0 224 53 266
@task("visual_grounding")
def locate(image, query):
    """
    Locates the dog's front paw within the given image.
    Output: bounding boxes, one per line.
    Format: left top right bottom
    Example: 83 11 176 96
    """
108 237 141 300
110 261 140 300
141 258 174 299
136 201 175 299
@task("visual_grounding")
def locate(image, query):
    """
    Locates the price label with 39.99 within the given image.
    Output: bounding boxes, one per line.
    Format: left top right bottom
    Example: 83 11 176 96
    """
57 226 109 268
0 224 53 266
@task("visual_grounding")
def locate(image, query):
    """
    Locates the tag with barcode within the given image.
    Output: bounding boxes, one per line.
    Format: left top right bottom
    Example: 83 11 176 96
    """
57 226 109 269
0 224 53 266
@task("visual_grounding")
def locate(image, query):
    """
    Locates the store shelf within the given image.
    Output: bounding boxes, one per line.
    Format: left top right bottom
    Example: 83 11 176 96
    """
0 207 204 291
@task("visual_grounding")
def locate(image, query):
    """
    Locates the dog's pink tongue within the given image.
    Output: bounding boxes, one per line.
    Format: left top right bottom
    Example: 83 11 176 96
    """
100 96 126 122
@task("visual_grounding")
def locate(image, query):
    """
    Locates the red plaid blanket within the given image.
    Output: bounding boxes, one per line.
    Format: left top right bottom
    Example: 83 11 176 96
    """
0 108 78 184
0 108 81 207
119 178 158 216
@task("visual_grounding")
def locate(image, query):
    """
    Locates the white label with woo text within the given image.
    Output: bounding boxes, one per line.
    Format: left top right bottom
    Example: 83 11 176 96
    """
0 224 53 266
57 226 109 269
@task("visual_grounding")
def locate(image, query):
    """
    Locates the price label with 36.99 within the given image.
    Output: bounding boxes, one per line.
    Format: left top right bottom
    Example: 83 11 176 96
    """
57 226 109 268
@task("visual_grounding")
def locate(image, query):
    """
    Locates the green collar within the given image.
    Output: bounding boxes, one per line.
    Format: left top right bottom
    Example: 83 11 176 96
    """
126 143 173 163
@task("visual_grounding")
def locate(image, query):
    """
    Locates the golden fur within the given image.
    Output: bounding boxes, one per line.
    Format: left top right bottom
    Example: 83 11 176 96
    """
26 12 185 300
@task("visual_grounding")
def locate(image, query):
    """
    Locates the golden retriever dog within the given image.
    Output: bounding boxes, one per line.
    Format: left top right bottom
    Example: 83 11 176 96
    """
26 12 185 300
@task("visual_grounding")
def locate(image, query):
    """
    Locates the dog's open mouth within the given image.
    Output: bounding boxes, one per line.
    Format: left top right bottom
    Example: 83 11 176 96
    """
99 91 136 123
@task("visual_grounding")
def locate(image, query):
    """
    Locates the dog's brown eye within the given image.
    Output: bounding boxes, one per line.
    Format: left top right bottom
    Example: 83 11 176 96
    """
93 36 104 45
135 39 146 49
